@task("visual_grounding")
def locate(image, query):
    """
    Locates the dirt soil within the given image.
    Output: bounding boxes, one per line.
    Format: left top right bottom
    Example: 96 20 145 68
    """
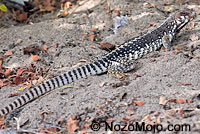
0 0 200 133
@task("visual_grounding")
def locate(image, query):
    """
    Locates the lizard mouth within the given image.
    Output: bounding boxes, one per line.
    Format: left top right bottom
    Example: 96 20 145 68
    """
189 11 196 20
181 9 196 20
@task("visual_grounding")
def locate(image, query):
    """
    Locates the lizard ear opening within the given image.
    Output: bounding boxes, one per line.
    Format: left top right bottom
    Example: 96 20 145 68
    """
180 9 195 20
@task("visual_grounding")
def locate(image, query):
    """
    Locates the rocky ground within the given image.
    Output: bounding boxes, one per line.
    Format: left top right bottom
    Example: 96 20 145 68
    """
0 0 200 133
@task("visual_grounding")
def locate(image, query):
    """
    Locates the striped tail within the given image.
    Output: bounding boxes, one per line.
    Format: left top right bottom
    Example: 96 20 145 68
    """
0 59 108 116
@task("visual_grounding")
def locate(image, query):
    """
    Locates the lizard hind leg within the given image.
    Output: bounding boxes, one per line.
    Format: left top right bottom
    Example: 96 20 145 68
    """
107 60 137 80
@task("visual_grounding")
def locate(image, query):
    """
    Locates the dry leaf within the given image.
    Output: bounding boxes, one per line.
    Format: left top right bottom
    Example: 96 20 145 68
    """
173 50 181 55
50 16 56 19
62 11 68 16
135 101 144 106
79 131 88 134
16 68 24 76
168 97 176 103
32 79 37 85
40 110 51 115
150 3 156 8
43 45 48 51
176 0 183 5
11 92 19 97
164 6 174 12
37 76 44 84
37 130 46 133
178 107 183 115
79 59 87 62
0 121 5 126
91 28 97 32
19 12 27 22
100 42 115 50
67 116 79 133
0 80 4 88
176 98 186 104
132 98 136 104
189 34 198 41
187 99 192 103
113 9 119 13
155 118 161 124
99 82 106 87
164 1 170 6
32 55 39 61
51 44 58 48
82 13 87 18
14 76 23 85
39 0 54 12
142 115 151 122
122 118 130 122
57 10 68 17
58 118 65 123
0 12 4 18
4 69 11 76
87 46 96 49
68 97 73 100
165 108 178 116
16 39 22 44
150 22 156 27
4 50 12 56
48 127 57 133
81 33 88 36
88 35 95 42
72 114 76 120
159 96 168 105
82 124 90 129
23 45 42 55
189 22 195 28
181 82 191 86
26 82 32 89
127 107 134 111
177 44 185 50
64 2 72 10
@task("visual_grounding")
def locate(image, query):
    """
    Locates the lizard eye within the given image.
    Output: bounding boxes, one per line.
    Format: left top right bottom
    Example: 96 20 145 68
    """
180 12 187 16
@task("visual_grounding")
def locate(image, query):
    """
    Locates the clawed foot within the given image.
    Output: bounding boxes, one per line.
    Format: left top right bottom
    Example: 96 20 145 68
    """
107 70 131 80
162 35 172 51
162 35 173 62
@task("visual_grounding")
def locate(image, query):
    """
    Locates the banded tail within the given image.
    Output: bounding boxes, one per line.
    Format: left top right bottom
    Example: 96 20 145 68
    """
0 59 108 116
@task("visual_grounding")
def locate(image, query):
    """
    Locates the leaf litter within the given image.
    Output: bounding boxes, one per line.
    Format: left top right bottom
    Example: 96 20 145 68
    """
0 0 200 133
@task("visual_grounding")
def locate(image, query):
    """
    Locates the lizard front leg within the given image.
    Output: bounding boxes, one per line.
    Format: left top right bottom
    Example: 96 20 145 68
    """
107 59 137 80
162 35 173 50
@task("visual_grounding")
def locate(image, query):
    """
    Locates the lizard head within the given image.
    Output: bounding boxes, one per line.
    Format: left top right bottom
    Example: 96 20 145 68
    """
172 9 196 32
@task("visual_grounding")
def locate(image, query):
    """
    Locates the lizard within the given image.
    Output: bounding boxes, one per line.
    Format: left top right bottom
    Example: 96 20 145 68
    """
0 9 195 117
